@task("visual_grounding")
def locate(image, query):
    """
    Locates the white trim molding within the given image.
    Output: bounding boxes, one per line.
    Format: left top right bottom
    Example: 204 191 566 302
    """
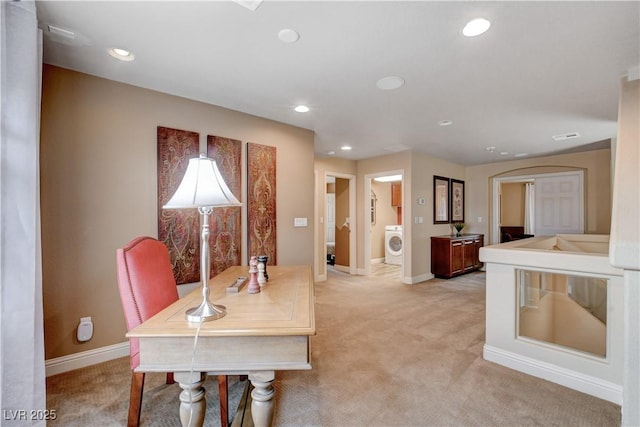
484 344 622 404
45 342 129 377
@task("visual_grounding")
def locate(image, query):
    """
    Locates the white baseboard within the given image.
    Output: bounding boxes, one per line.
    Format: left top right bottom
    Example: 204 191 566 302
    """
45 342 129 377
405 273 433 284
333 264 350 273
483 344 622 404
370 258 385 264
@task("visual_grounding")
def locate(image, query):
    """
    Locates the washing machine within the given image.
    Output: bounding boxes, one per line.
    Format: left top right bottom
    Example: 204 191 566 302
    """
384 225 403 265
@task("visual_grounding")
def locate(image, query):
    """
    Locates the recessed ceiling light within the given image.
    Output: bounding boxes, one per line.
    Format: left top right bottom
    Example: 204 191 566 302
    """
376 76 405 90
327 151 335 155
294 105 309 113
278 29 300 43
485 146 496 152
514 153 528 157
500 151 509 155
108 48 134 61
341 145 352 151
438 120 453 127
463 18 491 37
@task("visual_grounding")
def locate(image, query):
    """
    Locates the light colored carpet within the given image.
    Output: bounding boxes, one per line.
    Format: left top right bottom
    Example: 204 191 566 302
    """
47 266 621 426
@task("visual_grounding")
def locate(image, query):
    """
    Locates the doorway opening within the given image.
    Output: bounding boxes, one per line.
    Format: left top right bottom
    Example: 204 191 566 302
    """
363 170 404 278
325 172 356 276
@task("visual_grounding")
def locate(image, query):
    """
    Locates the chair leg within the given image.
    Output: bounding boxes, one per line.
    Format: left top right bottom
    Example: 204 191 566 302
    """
166 372 175 384
128 372 145 427
218 375 228 427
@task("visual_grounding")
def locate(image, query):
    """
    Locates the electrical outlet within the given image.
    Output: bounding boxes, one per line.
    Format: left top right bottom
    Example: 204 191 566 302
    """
77 317 93 342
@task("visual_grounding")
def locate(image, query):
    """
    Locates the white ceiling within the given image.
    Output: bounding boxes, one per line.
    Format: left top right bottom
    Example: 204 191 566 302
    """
36 1 639 166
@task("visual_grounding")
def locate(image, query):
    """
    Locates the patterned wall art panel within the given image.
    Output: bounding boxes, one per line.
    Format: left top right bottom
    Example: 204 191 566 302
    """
206 135 242 276
157 126 200 285
247 142 277 265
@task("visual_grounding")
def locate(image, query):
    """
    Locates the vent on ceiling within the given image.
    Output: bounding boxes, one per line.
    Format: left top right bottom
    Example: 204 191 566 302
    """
552 132 581 141
384 144 409 153
232 0 263 11
47 24 75 40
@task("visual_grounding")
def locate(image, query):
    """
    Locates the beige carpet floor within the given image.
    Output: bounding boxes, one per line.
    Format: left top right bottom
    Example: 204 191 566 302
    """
46 266 621 426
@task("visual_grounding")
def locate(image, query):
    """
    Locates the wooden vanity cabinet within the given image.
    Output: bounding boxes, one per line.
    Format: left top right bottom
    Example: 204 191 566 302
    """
431 234 483 278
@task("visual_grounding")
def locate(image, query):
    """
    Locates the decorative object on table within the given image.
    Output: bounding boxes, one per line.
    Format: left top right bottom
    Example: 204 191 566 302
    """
450 178 465 223
433 175 450 224
163 154 242 322
258 262 266 287
247 256 260 294
207 135 242 276
453 222 466 236
247 142 277 264
157 126 200 285
257 255 269 281
226 276 248 293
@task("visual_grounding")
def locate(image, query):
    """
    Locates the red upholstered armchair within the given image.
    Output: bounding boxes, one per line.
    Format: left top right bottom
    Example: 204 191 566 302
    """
116 236 229 427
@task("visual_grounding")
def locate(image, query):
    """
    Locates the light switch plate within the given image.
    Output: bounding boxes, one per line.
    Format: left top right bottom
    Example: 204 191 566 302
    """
294 217 308 227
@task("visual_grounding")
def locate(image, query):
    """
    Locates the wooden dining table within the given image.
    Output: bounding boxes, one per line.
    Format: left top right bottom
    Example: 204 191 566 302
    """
127 265 316 427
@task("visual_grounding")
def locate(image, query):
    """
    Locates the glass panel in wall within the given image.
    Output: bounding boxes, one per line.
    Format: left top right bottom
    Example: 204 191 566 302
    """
517 269 607 358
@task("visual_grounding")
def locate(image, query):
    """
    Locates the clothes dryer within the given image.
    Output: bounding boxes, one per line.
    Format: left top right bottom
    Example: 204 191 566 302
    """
384 225 403 265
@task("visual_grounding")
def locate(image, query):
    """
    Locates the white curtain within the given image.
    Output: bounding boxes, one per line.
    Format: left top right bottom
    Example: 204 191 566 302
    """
524 182 535 235
0 1 46 425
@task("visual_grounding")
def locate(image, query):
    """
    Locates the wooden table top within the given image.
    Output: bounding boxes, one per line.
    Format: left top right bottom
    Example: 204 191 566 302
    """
127 265 315 338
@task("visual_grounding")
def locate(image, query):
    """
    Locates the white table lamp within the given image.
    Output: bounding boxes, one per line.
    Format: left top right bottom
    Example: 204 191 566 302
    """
163 154 242 322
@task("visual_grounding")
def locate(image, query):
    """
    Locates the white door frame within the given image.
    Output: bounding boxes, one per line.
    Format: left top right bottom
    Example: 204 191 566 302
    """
363 170 404 276
490 170 585 244
325 171 357 276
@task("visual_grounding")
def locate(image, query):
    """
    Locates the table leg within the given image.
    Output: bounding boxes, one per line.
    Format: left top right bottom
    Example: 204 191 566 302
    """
249 371 275 427
175 371 206 427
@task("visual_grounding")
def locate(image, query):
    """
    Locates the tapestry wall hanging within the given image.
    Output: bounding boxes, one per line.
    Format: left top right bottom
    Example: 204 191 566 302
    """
157 126 200 285
206 135 242 276
247 142 277 264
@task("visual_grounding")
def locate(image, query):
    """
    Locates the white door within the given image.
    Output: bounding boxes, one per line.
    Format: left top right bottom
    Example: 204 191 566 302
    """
534 172 584 235
326 193 335 243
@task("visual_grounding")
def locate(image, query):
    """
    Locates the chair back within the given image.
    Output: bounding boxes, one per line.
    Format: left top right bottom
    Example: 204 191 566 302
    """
116 236 179 369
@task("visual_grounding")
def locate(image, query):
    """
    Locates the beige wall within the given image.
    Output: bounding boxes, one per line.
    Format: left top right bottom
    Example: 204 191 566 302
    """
611 75 640 426
409 152 466 281
500 182 525 226
611 77 640 268
466 149 612 244
40 65 315 359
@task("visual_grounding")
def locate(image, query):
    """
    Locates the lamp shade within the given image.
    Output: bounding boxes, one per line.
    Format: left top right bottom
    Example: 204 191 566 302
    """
163 154 242 209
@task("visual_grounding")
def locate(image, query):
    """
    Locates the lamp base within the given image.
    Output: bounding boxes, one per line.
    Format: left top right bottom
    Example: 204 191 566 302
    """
185 299 227 322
